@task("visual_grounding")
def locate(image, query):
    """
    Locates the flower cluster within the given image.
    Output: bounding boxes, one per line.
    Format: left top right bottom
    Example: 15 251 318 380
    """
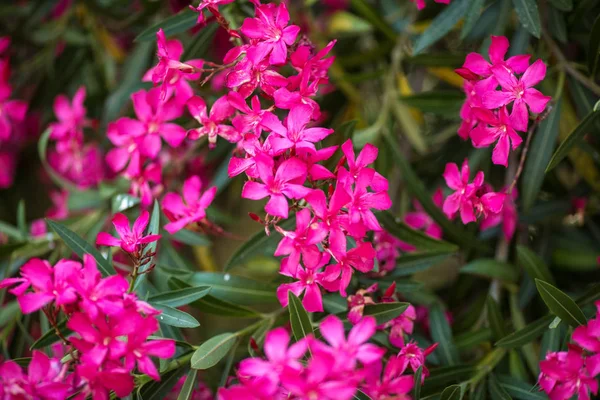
0 36 29 188
218 315 432 399
539 301 600 399
456 35 551 167
0 254 175 399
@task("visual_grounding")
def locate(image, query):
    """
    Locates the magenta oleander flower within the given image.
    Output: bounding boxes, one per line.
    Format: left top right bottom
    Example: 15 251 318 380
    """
240 2 300 65
289 41 336 88
480 188 518 241
398 189 444 252
305 185 351 240
0 350 72 399
262 105 333 155
315 315 385 371
162 175 217 234
482 60 552 131
276 253 339 312
237 327 308 394
340 139 388 192
48 141 105 189
539 346 599 400
470 106 523 167
187 95 240 148
273 70 321 118
324 234 376 297
97 211 161 254
442 160 505 224
241 154 311 219
274 208 327 275
397 341 437 380
49 86 89 142
384 304 417 348
361 355 415 400
0 82 27 141
228 92 269 135
461 35 530 79
226 57 288 98
573 312 600 353
0 258 81 313
190 0 235 24
128 161 163 207
347 284 377 324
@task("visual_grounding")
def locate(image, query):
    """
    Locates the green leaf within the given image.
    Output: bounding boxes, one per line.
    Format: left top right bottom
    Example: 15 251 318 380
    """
540 322 565 359
486 296 507 341
363 302 409 325
149 286 211 308
38 129 79 191
377 211 458 253
0 221 25 241
429 304 459 366
382 133 478 250
496 375 546 400
47 219 115 277
191 333 237 370
413 0 470 55
338 119 358 140
461 259 519 282
495 315 554 348
440 384 464 400
399 91 463 117
423 366 475 391
166 229 211 247
454 328 492 349
488 374 512 400
548 0 572 11
150 303 200 328
288 291 313 341
535 279 587 327
168 277 260 317
0 301 20 326
414 366 423 400
30 320 71 349
176 369 198 400
135 8 197 42
522 98 562 212
16 200 26 237
224 218 295 271
188 272 277 305
353 390 373 400
589 15 600 77
512 0 541 38
183 23 218 60
516 245 554 285
460 0 486 39
135 201 160 290
548 7 567 43
138 364 188 400
349 0 396 41
111 194 140 213
546 103 600 171
386 252 453 278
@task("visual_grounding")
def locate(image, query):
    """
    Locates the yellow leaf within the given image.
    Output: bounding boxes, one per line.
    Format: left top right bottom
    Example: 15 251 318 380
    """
427 67 464 88
193 246 217 272
396 73 424 124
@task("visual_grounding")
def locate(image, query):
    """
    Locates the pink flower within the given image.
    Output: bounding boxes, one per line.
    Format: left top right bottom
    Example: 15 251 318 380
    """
399 189 444 252
47 190 69 220
347 284 377 324
480 188 518 241
461 36 530 79
315 315 385 371
0 350 72 399
276 253 339 312
274 208 327 275
187 95 240 148
162 175 217 234
383 304 417 348
240 3 300 65
483 60 552 131
237 327 307 394
0 152 17 188
340 139 388 192
305 185 351 239
76 361 134 400
96 210 161 254
228 92 269 135
105 118 145 176
48 142 105 189
573 311 600 353
539 346 599 400
273 71 321 118
0 258 81 313
288 41 336 89
262 105 333 155
128 161 163 207
397 341 437 380
442 160 505 224
324 234 376 297
49 86 89 142
470 106 523 166
361 355 415 400
0 83 27 141
241 154 311 219
190 0 235 24
411 0 450 10
226 57 288 98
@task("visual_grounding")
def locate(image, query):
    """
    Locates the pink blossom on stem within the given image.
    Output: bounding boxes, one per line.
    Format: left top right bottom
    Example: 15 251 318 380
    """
480 188 518 241
162 175 217 234
187 95 240 148
361 355 415 400
0 83 27 141
190 0 235 24
469 106 523 167
49 86 89 142
461 35 530 79
539 346 599 400
96 211 161 254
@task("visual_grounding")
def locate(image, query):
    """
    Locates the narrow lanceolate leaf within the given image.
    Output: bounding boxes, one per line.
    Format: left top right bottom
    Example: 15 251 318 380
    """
383 133 477 249
387 252 453 278
177 369 198 400
440 384 464 400
0 221 25 241
486 297 507 341
460 0 486 39
461 259 519 282
414 366 423 400
17 200 26 237
547 0 572 11
535 279 587 327
589 15 600 77
429 304 459 366
412 0 470 55
111 194 140 213
516 246 554 285
288 292 313 341
150 303 200 328
512 0 541 38
191 333 237 370
167 229 211 247
495 315 554 348
224 217 295 271
47 219 115 277
522 99 562 212
495 375 547 399
189 272 277 305
135 8 197 42
138 364 188 400
377 211 458 253
488 374 512 400
546 104 600 171
30 320 71 350
353 390 373 400
363 302 409 326
148 286 211 308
